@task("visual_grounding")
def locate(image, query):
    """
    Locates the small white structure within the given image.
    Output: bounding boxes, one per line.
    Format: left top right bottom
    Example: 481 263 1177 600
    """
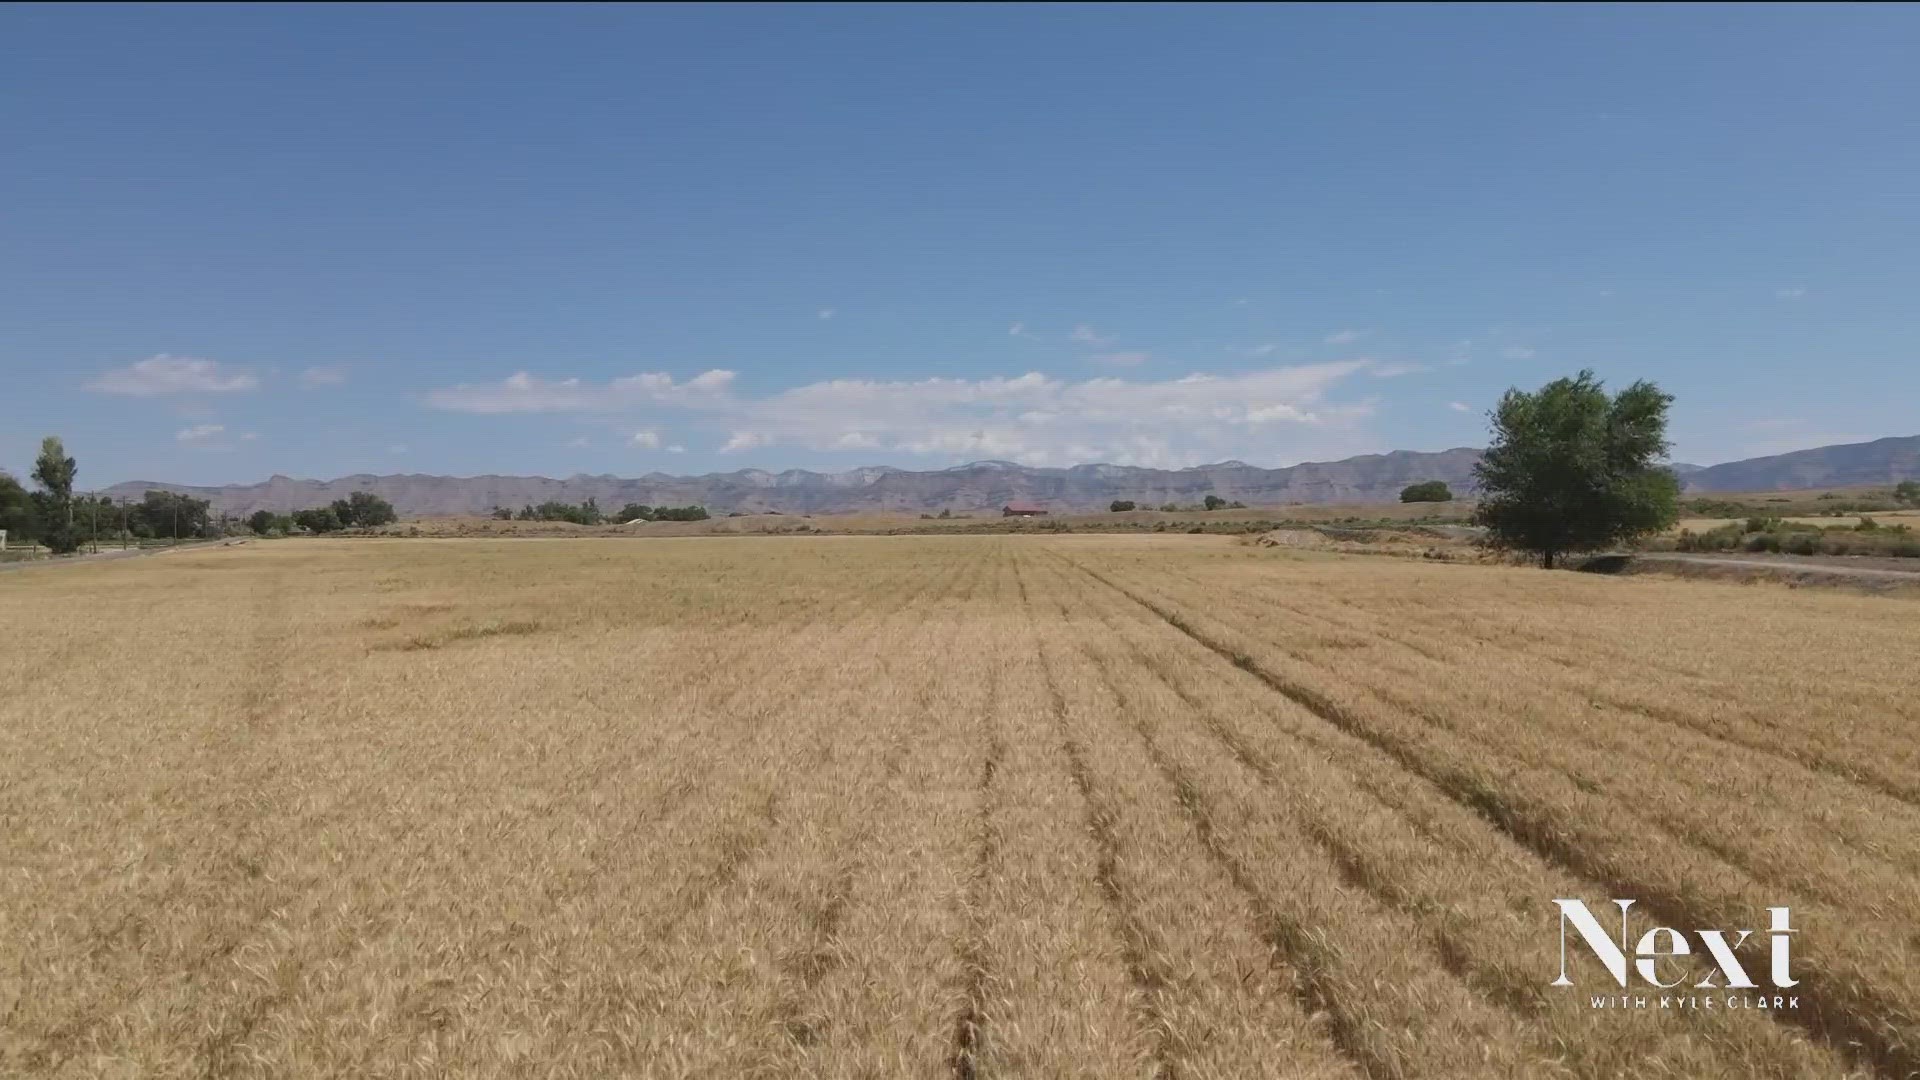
0 528 7 550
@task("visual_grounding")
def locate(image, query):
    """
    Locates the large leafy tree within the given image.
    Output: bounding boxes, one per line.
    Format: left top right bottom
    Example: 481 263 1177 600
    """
1472 370 1680 568
31 436 80 553
0 470 39 543
330 491 397 529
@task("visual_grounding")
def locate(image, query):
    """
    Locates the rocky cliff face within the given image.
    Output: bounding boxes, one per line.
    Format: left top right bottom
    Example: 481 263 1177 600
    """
100 435 1919 517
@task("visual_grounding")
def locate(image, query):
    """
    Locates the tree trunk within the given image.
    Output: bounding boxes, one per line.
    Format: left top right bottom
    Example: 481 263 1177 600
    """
1542 550 1555 570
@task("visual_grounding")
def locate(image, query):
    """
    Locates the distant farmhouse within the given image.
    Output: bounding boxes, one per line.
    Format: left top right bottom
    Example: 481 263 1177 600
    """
1002 501 1049 517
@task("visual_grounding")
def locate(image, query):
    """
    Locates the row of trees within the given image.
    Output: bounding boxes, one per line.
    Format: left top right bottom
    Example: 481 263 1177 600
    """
1109 495 1248 513
246 491 397 535
491 499 710 524
2 438 227 551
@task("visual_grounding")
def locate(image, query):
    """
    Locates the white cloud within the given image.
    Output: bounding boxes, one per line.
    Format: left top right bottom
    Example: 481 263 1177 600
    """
817 308 836 320
1775 287 1807 300
425 368 738 414
88 355 258 396
1009 322 1033 339
567 436 591 448
1501 346 1536 360
667 444 686 454
1093 351 1149 367
628 430 660 448
1069 324 1114 346
241 431 259 441
1449 401 1472 413
1324 329 1366 345
428 360 1388 468
1244 342 1280 358
299 365 347 388
175 423 226 443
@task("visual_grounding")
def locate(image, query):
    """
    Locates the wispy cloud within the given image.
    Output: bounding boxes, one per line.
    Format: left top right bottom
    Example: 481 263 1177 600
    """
1448 401 1472 413
628 430 660 448
389 444 409 455
1008 321 1036 339
88 355 258 396
1501 346 1536 360
426 361 1389 468
299 365 347 388
1093 351 1149 368
1774 287 1807 300
175 423 226 443
567 436 590 448
817 308 836 320
426 369 737 414
1369 361 1428 378
1069 324 1115 346
667 444 686 454
1324 329 1366 346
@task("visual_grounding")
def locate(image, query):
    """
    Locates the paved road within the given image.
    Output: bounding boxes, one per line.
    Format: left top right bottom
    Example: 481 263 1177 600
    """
0 539 233 574
1633 551 1920 582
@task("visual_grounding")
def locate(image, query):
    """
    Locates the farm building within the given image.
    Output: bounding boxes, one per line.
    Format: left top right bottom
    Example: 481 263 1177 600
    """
1002 501 1049 517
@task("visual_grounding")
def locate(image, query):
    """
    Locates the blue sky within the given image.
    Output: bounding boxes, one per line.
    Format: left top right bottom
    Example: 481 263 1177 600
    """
4 5 1918 486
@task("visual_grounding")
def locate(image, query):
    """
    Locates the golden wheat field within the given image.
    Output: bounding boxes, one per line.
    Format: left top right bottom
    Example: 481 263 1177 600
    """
4 535 1918 1079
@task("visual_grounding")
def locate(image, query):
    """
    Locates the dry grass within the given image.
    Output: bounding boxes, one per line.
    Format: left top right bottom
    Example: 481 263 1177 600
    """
2 535 1914 1078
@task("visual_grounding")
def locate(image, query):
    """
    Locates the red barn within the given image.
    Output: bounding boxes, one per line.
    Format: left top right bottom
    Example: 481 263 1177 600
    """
1002 501 1049 517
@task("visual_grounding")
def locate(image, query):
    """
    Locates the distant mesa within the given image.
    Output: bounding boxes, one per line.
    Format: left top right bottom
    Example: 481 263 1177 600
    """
99 434 1920 518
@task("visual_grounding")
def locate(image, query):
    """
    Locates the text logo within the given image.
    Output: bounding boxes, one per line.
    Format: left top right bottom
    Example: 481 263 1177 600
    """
1552 899 1797 990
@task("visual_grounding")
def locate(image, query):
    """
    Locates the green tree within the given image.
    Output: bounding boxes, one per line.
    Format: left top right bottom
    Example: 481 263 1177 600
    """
135 490 213 539
0 471 39 543
616 503 653 522
1399 481 1454 503
293 506 343 533
1158 502 1178 512
31 436 80 552
1109 500 1136 512
347 491 397 527
1203 495 1227 510
1472 369 1679 569
1896 480 1920 506
248 509 277 535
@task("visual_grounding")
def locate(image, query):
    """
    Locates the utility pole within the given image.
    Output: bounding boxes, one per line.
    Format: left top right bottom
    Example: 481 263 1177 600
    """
89 492 98 554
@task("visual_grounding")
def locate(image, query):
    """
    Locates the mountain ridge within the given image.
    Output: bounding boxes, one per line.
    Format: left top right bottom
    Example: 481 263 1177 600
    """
100 435 1920 517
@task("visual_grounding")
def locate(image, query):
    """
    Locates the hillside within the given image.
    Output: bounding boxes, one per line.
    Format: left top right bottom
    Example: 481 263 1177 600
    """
99 435 1920 517
102 449 1487 517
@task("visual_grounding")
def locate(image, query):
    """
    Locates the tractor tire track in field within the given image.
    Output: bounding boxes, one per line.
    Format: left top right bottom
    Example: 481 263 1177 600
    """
947 548 1020 1080
1058 552 1917 1080
1150 562 1920 904
946 669 1004 1080
1191 566 1920 813
1013 557 1180 1080
1053 560 1553 1024
1035 554 1482 1080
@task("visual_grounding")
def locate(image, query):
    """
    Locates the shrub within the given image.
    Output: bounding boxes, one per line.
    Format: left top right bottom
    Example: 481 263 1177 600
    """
1784 533 1819 556
1400 481 1454 503
1110 500 1136 512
